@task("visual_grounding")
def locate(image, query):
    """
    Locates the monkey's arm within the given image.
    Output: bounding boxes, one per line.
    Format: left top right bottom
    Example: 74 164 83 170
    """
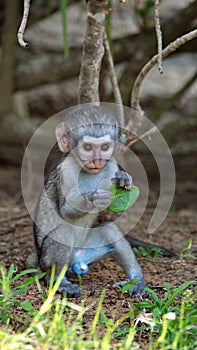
58 156 113 219
110 170 175 257
59 188 112 219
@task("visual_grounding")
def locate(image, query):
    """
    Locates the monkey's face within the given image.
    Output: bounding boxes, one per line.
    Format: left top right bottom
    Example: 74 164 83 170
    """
76 135 115 174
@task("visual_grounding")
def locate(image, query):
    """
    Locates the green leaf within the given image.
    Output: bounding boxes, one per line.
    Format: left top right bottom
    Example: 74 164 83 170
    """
121 280 137 293
182 238 192 252
100 311 109 324
20 300 34 312
107 184 140 213
113 325 130 339
134 301 154 309
13 287 27 296
136 246 149 257
182 253 196 260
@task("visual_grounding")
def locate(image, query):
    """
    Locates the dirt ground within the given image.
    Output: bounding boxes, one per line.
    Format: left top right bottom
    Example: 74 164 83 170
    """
0 156 196 346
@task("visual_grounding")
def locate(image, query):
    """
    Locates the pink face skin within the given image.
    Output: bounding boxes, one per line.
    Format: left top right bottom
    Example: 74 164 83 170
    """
77 135 115 174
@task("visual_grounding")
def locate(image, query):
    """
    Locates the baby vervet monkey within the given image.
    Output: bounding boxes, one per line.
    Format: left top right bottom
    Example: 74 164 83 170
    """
32 105 146 297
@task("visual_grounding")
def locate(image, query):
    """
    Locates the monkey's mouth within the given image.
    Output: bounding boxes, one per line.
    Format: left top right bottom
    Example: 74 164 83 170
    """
84 160 107 174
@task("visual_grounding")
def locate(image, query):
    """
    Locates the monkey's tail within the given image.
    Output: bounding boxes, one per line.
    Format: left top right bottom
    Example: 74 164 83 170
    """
125 235 176 257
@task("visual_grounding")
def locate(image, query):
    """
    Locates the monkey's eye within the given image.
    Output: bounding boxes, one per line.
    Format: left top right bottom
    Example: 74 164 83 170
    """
83 143 92 151
101 143 109 151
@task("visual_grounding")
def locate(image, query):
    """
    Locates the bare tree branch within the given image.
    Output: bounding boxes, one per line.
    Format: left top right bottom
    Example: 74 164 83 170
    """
120 0 197 105
126 126 157 148
14 1 197 92
103 31 124 125
154 0 163 74
125 28 197 141
17 0 31 48
130 29 197 114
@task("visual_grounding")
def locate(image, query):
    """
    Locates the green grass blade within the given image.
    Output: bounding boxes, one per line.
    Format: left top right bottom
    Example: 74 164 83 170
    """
88 290 106 340
162 280 196 311
7 264 16 280
15 273 46 289
12 269 40 281
145 287 161 306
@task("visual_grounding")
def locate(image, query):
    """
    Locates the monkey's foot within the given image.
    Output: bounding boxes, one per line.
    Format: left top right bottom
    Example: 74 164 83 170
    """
113 279 147 297
58 278 81 298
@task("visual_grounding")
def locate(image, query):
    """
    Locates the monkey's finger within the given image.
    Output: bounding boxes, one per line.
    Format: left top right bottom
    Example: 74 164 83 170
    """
124 178 132 190
111 175 123 184
128 281 148 297
125 184 131 190
113 280 128 287
94 190 112 199
112 179 125 188
94 198 112 207
119 178 125 187
111 177 118 185
112 176 131 189
112 171 132 188
93 197 113 208
95 204 110 209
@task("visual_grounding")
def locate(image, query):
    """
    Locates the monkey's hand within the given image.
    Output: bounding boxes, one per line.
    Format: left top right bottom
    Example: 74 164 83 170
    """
112 171 132 190
85 189 112 209
128 279 147 297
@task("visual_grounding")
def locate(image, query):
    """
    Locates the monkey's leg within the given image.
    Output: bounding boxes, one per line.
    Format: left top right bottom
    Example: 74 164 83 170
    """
39 226 81 298
107 225 146 296
71 223 146 296
125 236 176 257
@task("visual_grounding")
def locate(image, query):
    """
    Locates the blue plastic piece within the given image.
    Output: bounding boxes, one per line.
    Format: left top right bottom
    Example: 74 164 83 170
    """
72 262 89 275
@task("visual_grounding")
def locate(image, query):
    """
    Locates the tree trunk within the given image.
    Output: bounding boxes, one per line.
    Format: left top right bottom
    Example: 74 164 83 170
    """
78 0 108 104
0 0 18 115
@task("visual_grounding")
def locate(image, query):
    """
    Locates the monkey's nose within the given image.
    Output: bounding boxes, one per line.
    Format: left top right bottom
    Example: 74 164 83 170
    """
93 159 103 168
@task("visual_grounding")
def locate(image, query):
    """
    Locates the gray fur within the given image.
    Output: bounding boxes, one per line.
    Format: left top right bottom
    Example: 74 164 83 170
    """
64 105 121 148
32 106 146 297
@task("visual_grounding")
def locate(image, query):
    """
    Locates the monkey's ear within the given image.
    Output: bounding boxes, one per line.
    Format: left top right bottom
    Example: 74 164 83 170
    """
55 123 69 153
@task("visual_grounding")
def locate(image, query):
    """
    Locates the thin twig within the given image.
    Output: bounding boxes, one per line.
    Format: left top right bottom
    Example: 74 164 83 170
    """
126 126 157 148
126 29 197 144
154 0 163 74
17 0 31 49
103 30 124 126
130 29 197 116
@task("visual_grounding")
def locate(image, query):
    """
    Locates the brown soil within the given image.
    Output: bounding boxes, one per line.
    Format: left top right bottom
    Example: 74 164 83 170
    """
0 157 196 347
